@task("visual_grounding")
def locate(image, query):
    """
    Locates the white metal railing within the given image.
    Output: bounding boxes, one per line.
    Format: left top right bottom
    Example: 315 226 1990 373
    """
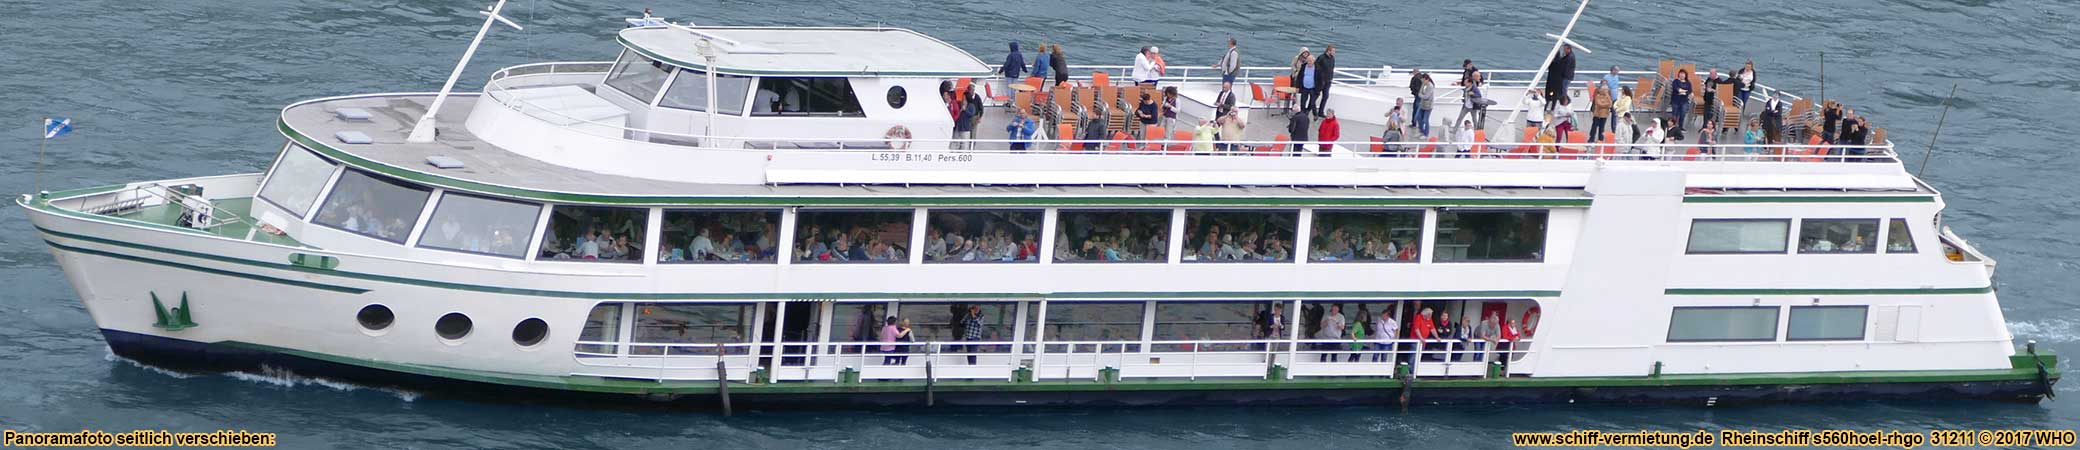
569 337 1535 383
476 62 1891 162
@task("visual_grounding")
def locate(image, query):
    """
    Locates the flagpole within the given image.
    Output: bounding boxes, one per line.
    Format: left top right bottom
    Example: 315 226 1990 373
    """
37 117 47 194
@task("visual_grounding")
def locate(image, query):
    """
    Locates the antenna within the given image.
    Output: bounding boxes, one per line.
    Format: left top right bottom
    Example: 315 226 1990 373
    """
406 0 524 143
1497 0 1592 145
1916 83 1959 179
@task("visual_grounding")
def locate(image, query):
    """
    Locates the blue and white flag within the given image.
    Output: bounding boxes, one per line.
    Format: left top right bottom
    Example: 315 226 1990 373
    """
43 118 72 140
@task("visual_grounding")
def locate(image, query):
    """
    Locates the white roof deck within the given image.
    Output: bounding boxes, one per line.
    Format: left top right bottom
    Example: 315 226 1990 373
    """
617 26 994 77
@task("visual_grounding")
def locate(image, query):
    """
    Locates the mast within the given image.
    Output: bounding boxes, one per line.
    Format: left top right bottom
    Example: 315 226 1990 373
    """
406 0 524 143
1497 0 1592 145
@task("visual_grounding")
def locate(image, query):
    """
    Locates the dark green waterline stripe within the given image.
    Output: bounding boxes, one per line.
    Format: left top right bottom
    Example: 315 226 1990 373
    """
34 223 1557 301
1664 287 1994 296
218 340 2049 396
46 240 368 294
1683 195 1936 204
279 118 1594 207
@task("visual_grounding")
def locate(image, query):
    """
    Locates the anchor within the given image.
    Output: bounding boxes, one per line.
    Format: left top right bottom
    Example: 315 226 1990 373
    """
150 292 198 331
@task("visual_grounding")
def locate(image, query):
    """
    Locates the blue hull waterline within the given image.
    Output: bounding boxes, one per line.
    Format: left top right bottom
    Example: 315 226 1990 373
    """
103 329 2053 409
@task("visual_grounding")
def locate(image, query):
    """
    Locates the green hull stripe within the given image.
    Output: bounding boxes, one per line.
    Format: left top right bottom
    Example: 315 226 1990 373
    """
46 240 368 294
219 340 2052 396
1665 287 1993 296
34 223 1556 301
1683 195 1936 204
278 117 1593 208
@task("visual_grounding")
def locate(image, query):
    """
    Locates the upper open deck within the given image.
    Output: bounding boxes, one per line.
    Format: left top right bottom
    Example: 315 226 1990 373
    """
617 26 994 77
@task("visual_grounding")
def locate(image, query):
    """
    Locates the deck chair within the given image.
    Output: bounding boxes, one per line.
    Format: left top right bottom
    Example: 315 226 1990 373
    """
1013 91 1033 116
1715 88 1741 134
1272 75 1295 108
1105 131 1131 151
1075 87 1096 120
1657 60 1676 81
1265 134 1291 156
1472 129 1489 155
1091 71 1111 89
985 82 1009 104
955 78 972 99
1169 130 1194 153
1417 136 1438 158
1369 136 1385 153
1143 125 1167 151
1057 123 1078 151
1052 85 1073 122
1250 83 1272 109
1634 76 1661 111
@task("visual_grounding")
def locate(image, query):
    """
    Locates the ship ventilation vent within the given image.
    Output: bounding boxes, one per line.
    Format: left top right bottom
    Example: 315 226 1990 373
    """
334 131 373 145
334 108 373 122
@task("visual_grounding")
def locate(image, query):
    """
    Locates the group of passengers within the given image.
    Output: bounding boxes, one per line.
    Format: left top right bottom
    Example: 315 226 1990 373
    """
924 224 1039 262
1309 226 1418 262
540 222 643 261
318 193 413 241
795 223 907 263
1181 217 1293 262
660 220 776 263
1271 303 1530 365
1053 213 1169 262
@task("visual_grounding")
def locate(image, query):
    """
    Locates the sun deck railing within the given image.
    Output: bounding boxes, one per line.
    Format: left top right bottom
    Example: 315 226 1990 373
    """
570 338 1534 383
479 62 1874 163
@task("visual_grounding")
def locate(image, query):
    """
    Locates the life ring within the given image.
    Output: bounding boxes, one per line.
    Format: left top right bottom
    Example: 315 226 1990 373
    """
1521 306 1541 338
884 125 913 150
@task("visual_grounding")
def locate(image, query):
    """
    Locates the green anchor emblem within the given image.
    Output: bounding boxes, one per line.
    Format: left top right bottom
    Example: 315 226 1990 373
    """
150 292 199 331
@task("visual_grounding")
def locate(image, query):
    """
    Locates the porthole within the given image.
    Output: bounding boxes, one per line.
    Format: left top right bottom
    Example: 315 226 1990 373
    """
511 318 549 347
356 304 394 331
886 86 908 109
435 312 473 340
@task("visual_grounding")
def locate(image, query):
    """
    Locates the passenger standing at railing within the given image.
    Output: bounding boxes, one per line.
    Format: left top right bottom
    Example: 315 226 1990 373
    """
1310 45 1336 117
1316 109 1340 157
1615 87 1635 140
1192 119 1217 155
1821 102 1843 143
1297 55 1319 118
1133 46 1158 86
1134 94 1158 139
1218 111 1245 154
896 319 915 365
1151 47 1168 81
1414 72 1436 137
1286 106 1311 155
1668 68 1693 141
1345 311 1367 362
1006 109 1038 152
1641 118 1667 160
1520 89 1544 132
1500 318 1520 368
1602 66 1622 99
1589 81 1612 144
1544 45 1576 111
1478 312 1502 364
1000 42 1025 81
954 88 982 150
879 316 900 365
1731 60 1757 109
961 305 985 365
1760 94 1785 146
1433 311 1459 362
1373 311 1398 363
1454 70 1489 130
1213 82 1238 120
1162 87 1180 129
1212 38 1241 84
1051 45 1069 86
1744 118 1765 155
1411 307 1436 361
1032 43 1052 83
1317 304 1345 362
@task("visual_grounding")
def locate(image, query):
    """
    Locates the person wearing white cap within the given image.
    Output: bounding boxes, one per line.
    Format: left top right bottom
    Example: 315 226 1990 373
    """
1132 46 1160 86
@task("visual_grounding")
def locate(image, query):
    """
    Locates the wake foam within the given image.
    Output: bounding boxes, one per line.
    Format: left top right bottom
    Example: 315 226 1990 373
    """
105 350 198 379
2009 318 2080 344
223 365 421 402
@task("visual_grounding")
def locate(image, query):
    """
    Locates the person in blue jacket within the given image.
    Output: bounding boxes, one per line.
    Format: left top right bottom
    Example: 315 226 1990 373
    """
1006 109 1039 152
1032 43 1052 82
1000 42 1025 80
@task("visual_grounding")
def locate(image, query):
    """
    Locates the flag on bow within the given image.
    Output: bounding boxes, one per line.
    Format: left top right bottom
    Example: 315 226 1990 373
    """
43 117 72 140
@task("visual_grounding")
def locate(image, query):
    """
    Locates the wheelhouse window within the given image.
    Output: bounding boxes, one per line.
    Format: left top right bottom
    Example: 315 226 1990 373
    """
575 303 622 356
416 193 541 258
794 210 912 263
537 205 649 262
1787 306 1867 341
603 51 671 103
1685 219 1790 254
1054 210 1170 263
1435 210 1547 262
658 69 753 115
1886 219 1917 253
1666 306 1779 342
1184 210 1298 262
1798 219 1879 254
257 145 337 218
630 303 752 355
310 170 431 244
750 77 864 117
659 210 779 263
1310 210 1422 262
924 210 1042 263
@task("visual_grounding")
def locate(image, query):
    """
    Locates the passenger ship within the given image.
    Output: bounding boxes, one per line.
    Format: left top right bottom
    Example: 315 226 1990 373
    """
19 6 2058 408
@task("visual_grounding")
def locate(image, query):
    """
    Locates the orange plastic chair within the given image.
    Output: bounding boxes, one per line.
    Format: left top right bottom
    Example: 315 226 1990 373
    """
1598 132 1617 157
1417 136 1438 158
955 78 972 99
1369 136 1385 153
1024 76 1044 92
1272 75 1295 103
1106 131 1131 151
1057 123 1077 151
1168 130 1194 153
1683 146 1703 161
1250 83 1271 108
1092 71 1111 88
1510 127 1539 158
985 82 1008 104
1143 125 1167 151
1471 129 1489 155
1267 134 1291 156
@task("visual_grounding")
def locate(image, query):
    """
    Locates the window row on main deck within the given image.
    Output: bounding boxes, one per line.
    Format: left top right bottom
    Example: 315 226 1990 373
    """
257 145 1549 265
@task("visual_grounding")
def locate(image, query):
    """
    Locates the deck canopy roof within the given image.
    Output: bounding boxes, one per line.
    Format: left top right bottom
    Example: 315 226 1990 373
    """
616 26 995 77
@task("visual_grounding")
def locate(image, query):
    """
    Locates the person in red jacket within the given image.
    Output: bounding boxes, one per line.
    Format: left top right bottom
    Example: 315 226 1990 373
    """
1410 306 1436 362
1316 109 1341 156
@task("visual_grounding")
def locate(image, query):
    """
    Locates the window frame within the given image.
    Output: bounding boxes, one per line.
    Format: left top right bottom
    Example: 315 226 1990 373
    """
413 192 544 259
255 145 340 219
1683 218 1792 255
921 208 1045 264
602 50 673 105
535 204 654 264
657 68 755 115
309 169 433 245
1786 305 1869 342
747 77 866 118
1432 208 1550 263
1307 209 1427 263
1181 208 1301 264
1665 306 1781 343
1052 208 1175 264
656 208 783 264
791 208 917 264
1797 218 1881 254
1884 218 1918 254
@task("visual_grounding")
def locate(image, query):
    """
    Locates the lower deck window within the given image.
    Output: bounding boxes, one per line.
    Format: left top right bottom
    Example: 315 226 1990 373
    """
1787 306 1867 341
575 304 622 356
1666 306 1778 342
631 303 752 355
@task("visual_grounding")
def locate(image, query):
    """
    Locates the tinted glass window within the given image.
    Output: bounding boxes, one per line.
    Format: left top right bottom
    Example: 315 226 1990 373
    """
630 303 752 355
257 146 336 218
1055 210 1170 263
1798 219 1879 254
311 170 431 244
751 77 864 116
537 205 649 262
1667 307 1778 342
658 69 754 115
1184 210 1298 262
1310 210 1423 262
603 51 671 103
659 210 780 263
1152 301 1283 350
1886 219 1917 253
794 210 913 263
1686 219 1790 254
575 303 622 356
417 193 541 258
1435 210 1547 262
924 210 1043 263
1787 306 1867 341
1041 302 1145 343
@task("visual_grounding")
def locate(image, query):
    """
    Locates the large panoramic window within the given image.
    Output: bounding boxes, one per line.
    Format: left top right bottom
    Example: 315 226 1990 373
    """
1685 219 1790 254
794 210 912 263
1310 210 1423 262
416 193 541 258
750 77 864 117
310 170 431 244
659 210 780 263
1666 307 1779 342
658 69 754 115
903 302 1018 343
923 210 1043 263
1787 306 1867 341
1798 219 1879 254
1885 219 1917 254
1151 301 1285 351
1435 210 1547 262
1184 210 1298 262
603 51 671 103
257 146 337 218
630 303 753 355
537 205 649 262
830 302 891 352
1038 302 1146 344
1055 210 1170 263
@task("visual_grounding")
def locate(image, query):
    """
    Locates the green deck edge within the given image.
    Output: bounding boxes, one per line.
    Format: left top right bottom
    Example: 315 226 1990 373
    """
1665 286 1994 296
223 341 2056 397
1683 195 1935 204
